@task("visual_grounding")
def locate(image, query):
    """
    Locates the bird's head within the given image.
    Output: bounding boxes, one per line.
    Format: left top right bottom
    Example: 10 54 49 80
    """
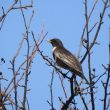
48 38 64 47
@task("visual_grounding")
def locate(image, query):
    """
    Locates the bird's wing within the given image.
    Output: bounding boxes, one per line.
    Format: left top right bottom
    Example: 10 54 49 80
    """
54 47 83 74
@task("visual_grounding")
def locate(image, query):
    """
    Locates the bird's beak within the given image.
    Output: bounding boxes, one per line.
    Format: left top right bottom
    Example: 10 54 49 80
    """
47 40 51 43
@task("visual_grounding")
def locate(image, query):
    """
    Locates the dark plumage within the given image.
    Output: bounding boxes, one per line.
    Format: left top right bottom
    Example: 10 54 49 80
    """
48 38 89 84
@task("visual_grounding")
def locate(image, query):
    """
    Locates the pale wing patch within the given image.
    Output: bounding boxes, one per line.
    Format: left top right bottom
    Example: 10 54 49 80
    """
55 47 83 73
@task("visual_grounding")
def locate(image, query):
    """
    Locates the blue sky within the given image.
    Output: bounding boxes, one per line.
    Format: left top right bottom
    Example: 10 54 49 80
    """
0 0 110 110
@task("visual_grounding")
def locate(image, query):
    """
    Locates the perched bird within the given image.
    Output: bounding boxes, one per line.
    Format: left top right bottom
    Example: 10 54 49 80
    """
48 38 89 84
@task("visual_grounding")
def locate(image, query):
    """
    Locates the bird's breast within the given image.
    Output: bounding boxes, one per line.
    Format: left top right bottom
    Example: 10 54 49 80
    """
52 46 57 52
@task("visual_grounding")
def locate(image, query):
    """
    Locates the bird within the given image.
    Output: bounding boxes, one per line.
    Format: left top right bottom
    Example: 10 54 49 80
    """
48 38 89 84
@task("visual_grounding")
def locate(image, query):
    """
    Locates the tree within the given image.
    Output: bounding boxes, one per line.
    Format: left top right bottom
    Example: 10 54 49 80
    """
0 0 110 110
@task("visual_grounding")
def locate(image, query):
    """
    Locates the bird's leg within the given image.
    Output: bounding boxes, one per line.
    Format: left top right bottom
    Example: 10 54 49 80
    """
72 74 79 95
73 75 77 94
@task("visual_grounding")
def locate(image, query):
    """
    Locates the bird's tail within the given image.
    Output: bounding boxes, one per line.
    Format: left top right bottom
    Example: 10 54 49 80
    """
78 73 89 84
